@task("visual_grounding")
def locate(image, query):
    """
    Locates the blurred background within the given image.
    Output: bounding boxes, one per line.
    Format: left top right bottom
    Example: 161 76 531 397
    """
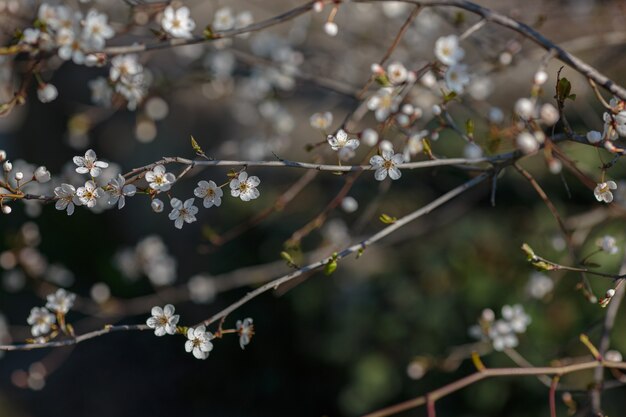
1 0 626 416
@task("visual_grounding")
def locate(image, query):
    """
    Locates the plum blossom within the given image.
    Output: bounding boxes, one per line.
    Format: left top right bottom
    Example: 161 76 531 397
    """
386 61 408 85
27 307 56 336
45 289 76 314
327 129 360 157
434 35 465 66
230 172 260 201
146 304 179 336
76 180 103 208
82 9 115 50
444 64 470 94
161 6 196 39
37 83 58 103
310 112 333 130
145 165 176 192
107 174 137 209
168 198 198 229
594 181 617 203
370 149 404 181
367 87 400 122
54 184 80 215
73 149 109 177
236 318 254 350
597 235 619 254
185 326 214 359
194 180 223 208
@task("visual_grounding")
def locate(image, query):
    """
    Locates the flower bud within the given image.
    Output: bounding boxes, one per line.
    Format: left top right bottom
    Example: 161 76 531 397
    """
534 70 548 85
37 83 58 103
34 166 51 183
151 198 164 213
324 22 338 37
606 288 616 298
515 98 534 120
361 128 379 147
0 150 6 162
1 205 11 214
14 172 23 181
3 161 12 172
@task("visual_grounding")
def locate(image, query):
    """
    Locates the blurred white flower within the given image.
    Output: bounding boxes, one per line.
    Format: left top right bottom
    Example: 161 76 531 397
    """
161 6 196 39
368 87 399 122
37 83 58 103
82 9 115 50
54 184 80 216
107 174 136 209
45 288 76 314
310 112 333 130
434 35 464 65
526 272 554 299
236 318 254 350
386 61 408 85
444 64 469 94
597 235 619 254
27 307 55 336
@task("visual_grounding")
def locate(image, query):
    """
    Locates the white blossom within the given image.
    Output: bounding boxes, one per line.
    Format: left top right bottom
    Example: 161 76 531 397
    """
327 129 359 152
310 112 333 130
161 6 196 39
145 165 176 192
501 304 531 333
168 198 198 229
76 180 103 208
151 198 164 213
594 181 617 203
386 61 408 85
212 7 235 31
194 180 223 208
597 235 619 254
45 288 76 314
146 304 179 336
34 166 51 183
27 307 56 336
324 22 338 37
89 77 113 107
444 64 470 94
586 130 603 144
73 149 109 177
82 9 115 50
367 87 400 122
110 54 143 83
370 149 404 181
230 172 260 201
107 174 136 209
434 35 465 66
526 272 554 299
236 318 254 350
185 326 214 359
54 184 80 215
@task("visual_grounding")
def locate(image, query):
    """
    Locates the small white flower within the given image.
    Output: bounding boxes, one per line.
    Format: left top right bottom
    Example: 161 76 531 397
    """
516 131 539 154
110 54 143 83
146 304 179 336
327 129 359 152
185 325 214 359
514 98 535 120
37 83 58 103
82 9 115 50
310 112 333 130
73 149 109 177
54 184 80 215
89 76 113 107
107 174 137 209
341 196 358 213
367 87 400 122
526 272 554 299
434 35 465 66
168 198 198 229
151 198 164 213
361 128 379 147
501 304 531 334
145 165 176 192
594 181 617 203
236 318 254 350
370 149 404 181
230 172 260 201
27 307 56 337
386 62 408 85
212 7 235 31
489 320 519 351
597 235 619 254
444 64 470 94
76 180 103 208
161 6 196 39
540 103 559 125
45 288 76 314
194 180 223 208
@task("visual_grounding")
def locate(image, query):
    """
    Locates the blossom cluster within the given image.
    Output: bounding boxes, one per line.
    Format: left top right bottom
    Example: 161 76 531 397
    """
145 304 254 360
26 289 76 338
468 304 531 351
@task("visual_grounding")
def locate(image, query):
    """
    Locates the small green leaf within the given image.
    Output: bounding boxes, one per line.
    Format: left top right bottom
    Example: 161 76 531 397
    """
280 251 299 268
379 213 397 224
203 26 214 39
556 77 573 103
324 260 337 276
375 74 390 87
191 135 204 155
442 91 457 104
465 119 474 138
